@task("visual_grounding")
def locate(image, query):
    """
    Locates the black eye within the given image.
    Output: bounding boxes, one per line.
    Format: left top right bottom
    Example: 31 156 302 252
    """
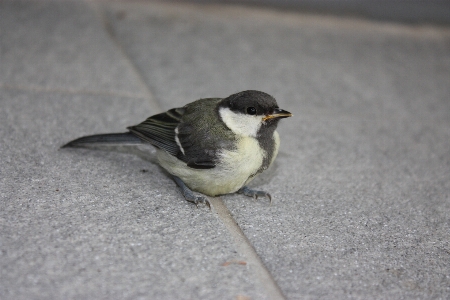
246 107 257 115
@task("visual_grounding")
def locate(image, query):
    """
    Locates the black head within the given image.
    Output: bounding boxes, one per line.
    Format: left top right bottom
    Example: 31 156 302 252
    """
217 90 292 137
219 90 291 124
220 90 279 117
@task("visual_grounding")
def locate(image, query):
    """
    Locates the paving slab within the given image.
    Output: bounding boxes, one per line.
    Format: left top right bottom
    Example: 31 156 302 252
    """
0 0 145 98
104 2 450 299
0 88 268 300
1 0 450 299
0 1 271 299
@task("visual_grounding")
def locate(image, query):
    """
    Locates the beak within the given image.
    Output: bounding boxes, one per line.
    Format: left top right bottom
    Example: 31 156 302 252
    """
262 108 293 121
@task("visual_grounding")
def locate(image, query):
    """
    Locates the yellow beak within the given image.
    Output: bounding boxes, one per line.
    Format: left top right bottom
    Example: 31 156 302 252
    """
262 108 293 121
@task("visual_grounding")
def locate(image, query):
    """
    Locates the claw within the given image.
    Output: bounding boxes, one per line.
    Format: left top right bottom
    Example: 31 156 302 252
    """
238 186 272 204
193 196 211 210
173 176 211 209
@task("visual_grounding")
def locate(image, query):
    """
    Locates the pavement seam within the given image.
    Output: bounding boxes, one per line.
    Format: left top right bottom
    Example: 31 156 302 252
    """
210 197 286 300
89 1 286 298
88 1 161 111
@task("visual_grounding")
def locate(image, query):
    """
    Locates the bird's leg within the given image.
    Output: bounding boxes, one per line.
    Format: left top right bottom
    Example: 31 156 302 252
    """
172 176 211 209
237 186 272 204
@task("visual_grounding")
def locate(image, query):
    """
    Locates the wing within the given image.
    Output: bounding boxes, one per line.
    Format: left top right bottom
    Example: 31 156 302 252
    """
128 102 223 169
173 98 237 169
128 108 183 157
175 123 218 169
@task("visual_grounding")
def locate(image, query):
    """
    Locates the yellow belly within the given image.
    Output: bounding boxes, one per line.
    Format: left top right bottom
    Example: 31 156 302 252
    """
156 135 272 196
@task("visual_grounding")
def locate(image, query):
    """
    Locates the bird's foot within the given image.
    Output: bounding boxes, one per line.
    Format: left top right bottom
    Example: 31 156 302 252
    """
173 176 211 209
238 186 272 204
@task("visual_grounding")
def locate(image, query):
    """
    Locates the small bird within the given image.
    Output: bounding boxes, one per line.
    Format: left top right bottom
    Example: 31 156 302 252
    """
62 90 292 207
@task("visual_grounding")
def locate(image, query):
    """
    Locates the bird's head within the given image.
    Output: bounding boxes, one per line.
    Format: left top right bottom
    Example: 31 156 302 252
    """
218 90 292 137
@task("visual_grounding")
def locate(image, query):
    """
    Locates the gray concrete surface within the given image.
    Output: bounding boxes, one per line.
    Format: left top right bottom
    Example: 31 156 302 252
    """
1 0 449 299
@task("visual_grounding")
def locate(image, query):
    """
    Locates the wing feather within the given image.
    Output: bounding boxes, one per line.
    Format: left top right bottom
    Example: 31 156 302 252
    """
128 108 182 156
128 100 227 170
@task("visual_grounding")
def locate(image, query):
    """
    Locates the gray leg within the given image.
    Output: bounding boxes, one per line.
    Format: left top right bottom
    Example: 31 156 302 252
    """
238 186 272 204
173 176 210 209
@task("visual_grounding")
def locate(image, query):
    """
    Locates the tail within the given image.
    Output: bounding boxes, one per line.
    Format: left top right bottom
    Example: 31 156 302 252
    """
61 132 143 148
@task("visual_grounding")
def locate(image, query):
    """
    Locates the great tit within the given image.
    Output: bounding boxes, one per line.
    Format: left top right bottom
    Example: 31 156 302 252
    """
62 90 292 207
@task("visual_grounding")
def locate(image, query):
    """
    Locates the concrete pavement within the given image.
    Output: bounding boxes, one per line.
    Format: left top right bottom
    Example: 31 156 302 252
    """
1 1 449 299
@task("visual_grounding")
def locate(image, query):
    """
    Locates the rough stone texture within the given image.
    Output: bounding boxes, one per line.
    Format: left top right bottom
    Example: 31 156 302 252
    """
1 0 449 299
106 2 450 299
0 0 145 98
0 88 268 300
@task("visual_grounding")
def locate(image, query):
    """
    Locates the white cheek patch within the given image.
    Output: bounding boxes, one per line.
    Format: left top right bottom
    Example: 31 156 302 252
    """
219 107 262 137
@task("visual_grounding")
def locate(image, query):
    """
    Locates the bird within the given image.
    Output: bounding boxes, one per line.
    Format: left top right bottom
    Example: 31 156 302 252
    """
62 90 292 207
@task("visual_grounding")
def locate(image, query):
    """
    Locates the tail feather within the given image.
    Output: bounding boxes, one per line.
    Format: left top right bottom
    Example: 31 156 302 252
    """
61 132 143 148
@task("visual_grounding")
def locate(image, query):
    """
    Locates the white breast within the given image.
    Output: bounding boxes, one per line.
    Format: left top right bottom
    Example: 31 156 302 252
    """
156 136 266 196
